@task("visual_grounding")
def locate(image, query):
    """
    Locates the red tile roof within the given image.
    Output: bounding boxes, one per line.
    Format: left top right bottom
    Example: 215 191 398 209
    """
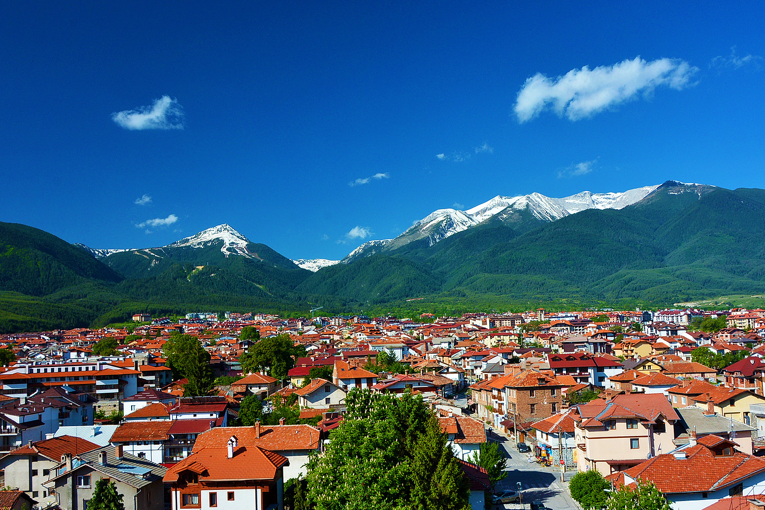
164 445 288 483
7 435 99 461
111 421 174 442
124 403 170 420
193 425 321 453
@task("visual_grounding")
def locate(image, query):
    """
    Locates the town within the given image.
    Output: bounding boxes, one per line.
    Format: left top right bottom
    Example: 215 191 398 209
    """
0 307 763 510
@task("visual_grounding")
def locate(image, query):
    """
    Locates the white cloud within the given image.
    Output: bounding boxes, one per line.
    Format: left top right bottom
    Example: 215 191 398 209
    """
345 226 372 240
474 142 494 154
558 159 598 178
134 194 152 206
136 214 178 229
112 95 185 130
710 46 763 71
436 153 446 160
453 202 465 210
349 172 390 187
436 151 470 163
514 56 698 123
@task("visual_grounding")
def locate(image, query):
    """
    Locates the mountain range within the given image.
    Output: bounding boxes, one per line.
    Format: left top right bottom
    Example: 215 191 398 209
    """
3 180 765 332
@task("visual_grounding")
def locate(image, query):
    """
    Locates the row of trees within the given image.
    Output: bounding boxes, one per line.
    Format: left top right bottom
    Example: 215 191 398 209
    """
691 346 749 371
570 470 671 510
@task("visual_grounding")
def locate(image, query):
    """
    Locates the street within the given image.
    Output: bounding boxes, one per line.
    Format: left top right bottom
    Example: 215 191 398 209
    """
488 430 580 510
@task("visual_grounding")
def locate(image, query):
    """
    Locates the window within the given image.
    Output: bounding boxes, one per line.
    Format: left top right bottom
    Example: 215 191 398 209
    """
551 403 557 413
83 500 89 510
182 494 199 507
209 493 217 507
605 421 616 430
627 419 638 429
682 396 686 405
76 475 91 488
32 492 38 498
630 438 639 449
325 384 331 392
550 388 556 397
31 469 38 476
137 452 146 459
227 492 235 501
325 397 331 405
529 404 536 415
529 389 536 398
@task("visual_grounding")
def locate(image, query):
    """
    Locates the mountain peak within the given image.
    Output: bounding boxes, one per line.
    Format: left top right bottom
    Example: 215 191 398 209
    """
168 224 253 257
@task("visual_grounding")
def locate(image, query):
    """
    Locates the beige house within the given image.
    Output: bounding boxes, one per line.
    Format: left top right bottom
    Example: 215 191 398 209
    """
692 387 765 425
573 393 679 476
295 378 346 409
231 373 279 400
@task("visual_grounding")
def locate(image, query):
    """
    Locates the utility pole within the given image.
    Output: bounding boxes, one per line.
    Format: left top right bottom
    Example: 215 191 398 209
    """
558 424 564 482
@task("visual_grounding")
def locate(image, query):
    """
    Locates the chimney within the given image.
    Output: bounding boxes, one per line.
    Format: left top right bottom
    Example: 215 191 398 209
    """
99 451 107 466
279 417 285 426
62 453 72 471
254 420 261 439
704 396 715 416
689 428 697 446
748 499 765 510
115 444 123 459
226 436 237 459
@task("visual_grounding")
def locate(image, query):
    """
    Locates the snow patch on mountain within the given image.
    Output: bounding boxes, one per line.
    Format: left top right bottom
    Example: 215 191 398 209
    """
168 224 253 258
76 244 130 259
293 258 341 272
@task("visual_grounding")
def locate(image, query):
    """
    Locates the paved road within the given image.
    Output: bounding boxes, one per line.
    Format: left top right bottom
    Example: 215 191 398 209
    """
488 431 580 510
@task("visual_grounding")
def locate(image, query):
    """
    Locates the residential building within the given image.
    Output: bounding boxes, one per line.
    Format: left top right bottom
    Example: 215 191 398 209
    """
230 373 279 400
573 393 680 476
44 445 167 510
674 407 756 455
192 423 321 481
502 369 564 430
164 434 287 510
332 361 377 391
122 389 177 416
607 435 765 510
110 421 174 464
438 415 486 461
295 379 346 409
0 435 99 507
530 408 577 468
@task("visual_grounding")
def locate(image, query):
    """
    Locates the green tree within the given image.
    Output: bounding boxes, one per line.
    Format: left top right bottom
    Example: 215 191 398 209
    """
163 334 214 396
92 337 119 356
237 394 263 426
630 322 643 332
240 334 306 380
240 326 261 341
0 348 16 367
567 388 601 405
306 389 470 510
605 479 671 510
469 441 507 487
569 469 610 510
88 479 125 510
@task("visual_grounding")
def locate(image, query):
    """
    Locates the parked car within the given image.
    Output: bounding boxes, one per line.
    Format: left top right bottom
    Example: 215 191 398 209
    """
530 502 549 510
492 490 519 503
517 442 531 453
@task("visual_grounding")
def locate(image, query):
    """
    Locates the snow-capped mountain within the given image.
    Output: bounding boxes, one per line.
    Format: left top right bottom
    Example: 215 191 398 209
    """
293 258 341 272
168 224 254 258
343 184 662 261
75 244 129 259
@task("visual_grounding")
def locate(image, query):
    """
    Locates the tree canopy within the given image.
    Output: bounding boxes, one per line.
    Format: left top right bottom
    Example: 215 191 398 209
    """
469 441 507 487
306 389 471 510
162 334 214 396
91 337 119 356
689 316 727 333
239 326 261 341
691 346 749 371
88 479 125 510
0 347 16 367
569 469 610 510
240 334 306 380
605 479 671 510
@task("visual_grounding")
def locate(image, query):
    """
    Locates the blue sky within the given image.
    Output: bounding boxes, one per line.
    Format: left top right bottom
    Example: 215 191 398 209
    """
2 2 764 260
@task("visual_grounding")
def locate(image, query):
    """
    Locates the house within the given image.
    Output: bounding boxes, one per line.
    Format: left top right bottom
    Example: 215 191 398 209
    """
456 460 491 510
294 379 346 409
192 423 321 481
674 407 756 455
332 361 378 391
530 408 577 468
44 445 167 510
168 397 229 426
0 435 99 507
667 379 720 407
629 372 683 396
692 387 765 426
722 357 765 395
231 373 279 400
124 403 171 422
122 389 177 415
572 393 680 476
0 403 45 454
163 435 288 510
371 374 437 395
438 415 486 461
0 491 36 510
502 369 565 430
110 421 174 464
607 435 765 510
661 361 717 382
